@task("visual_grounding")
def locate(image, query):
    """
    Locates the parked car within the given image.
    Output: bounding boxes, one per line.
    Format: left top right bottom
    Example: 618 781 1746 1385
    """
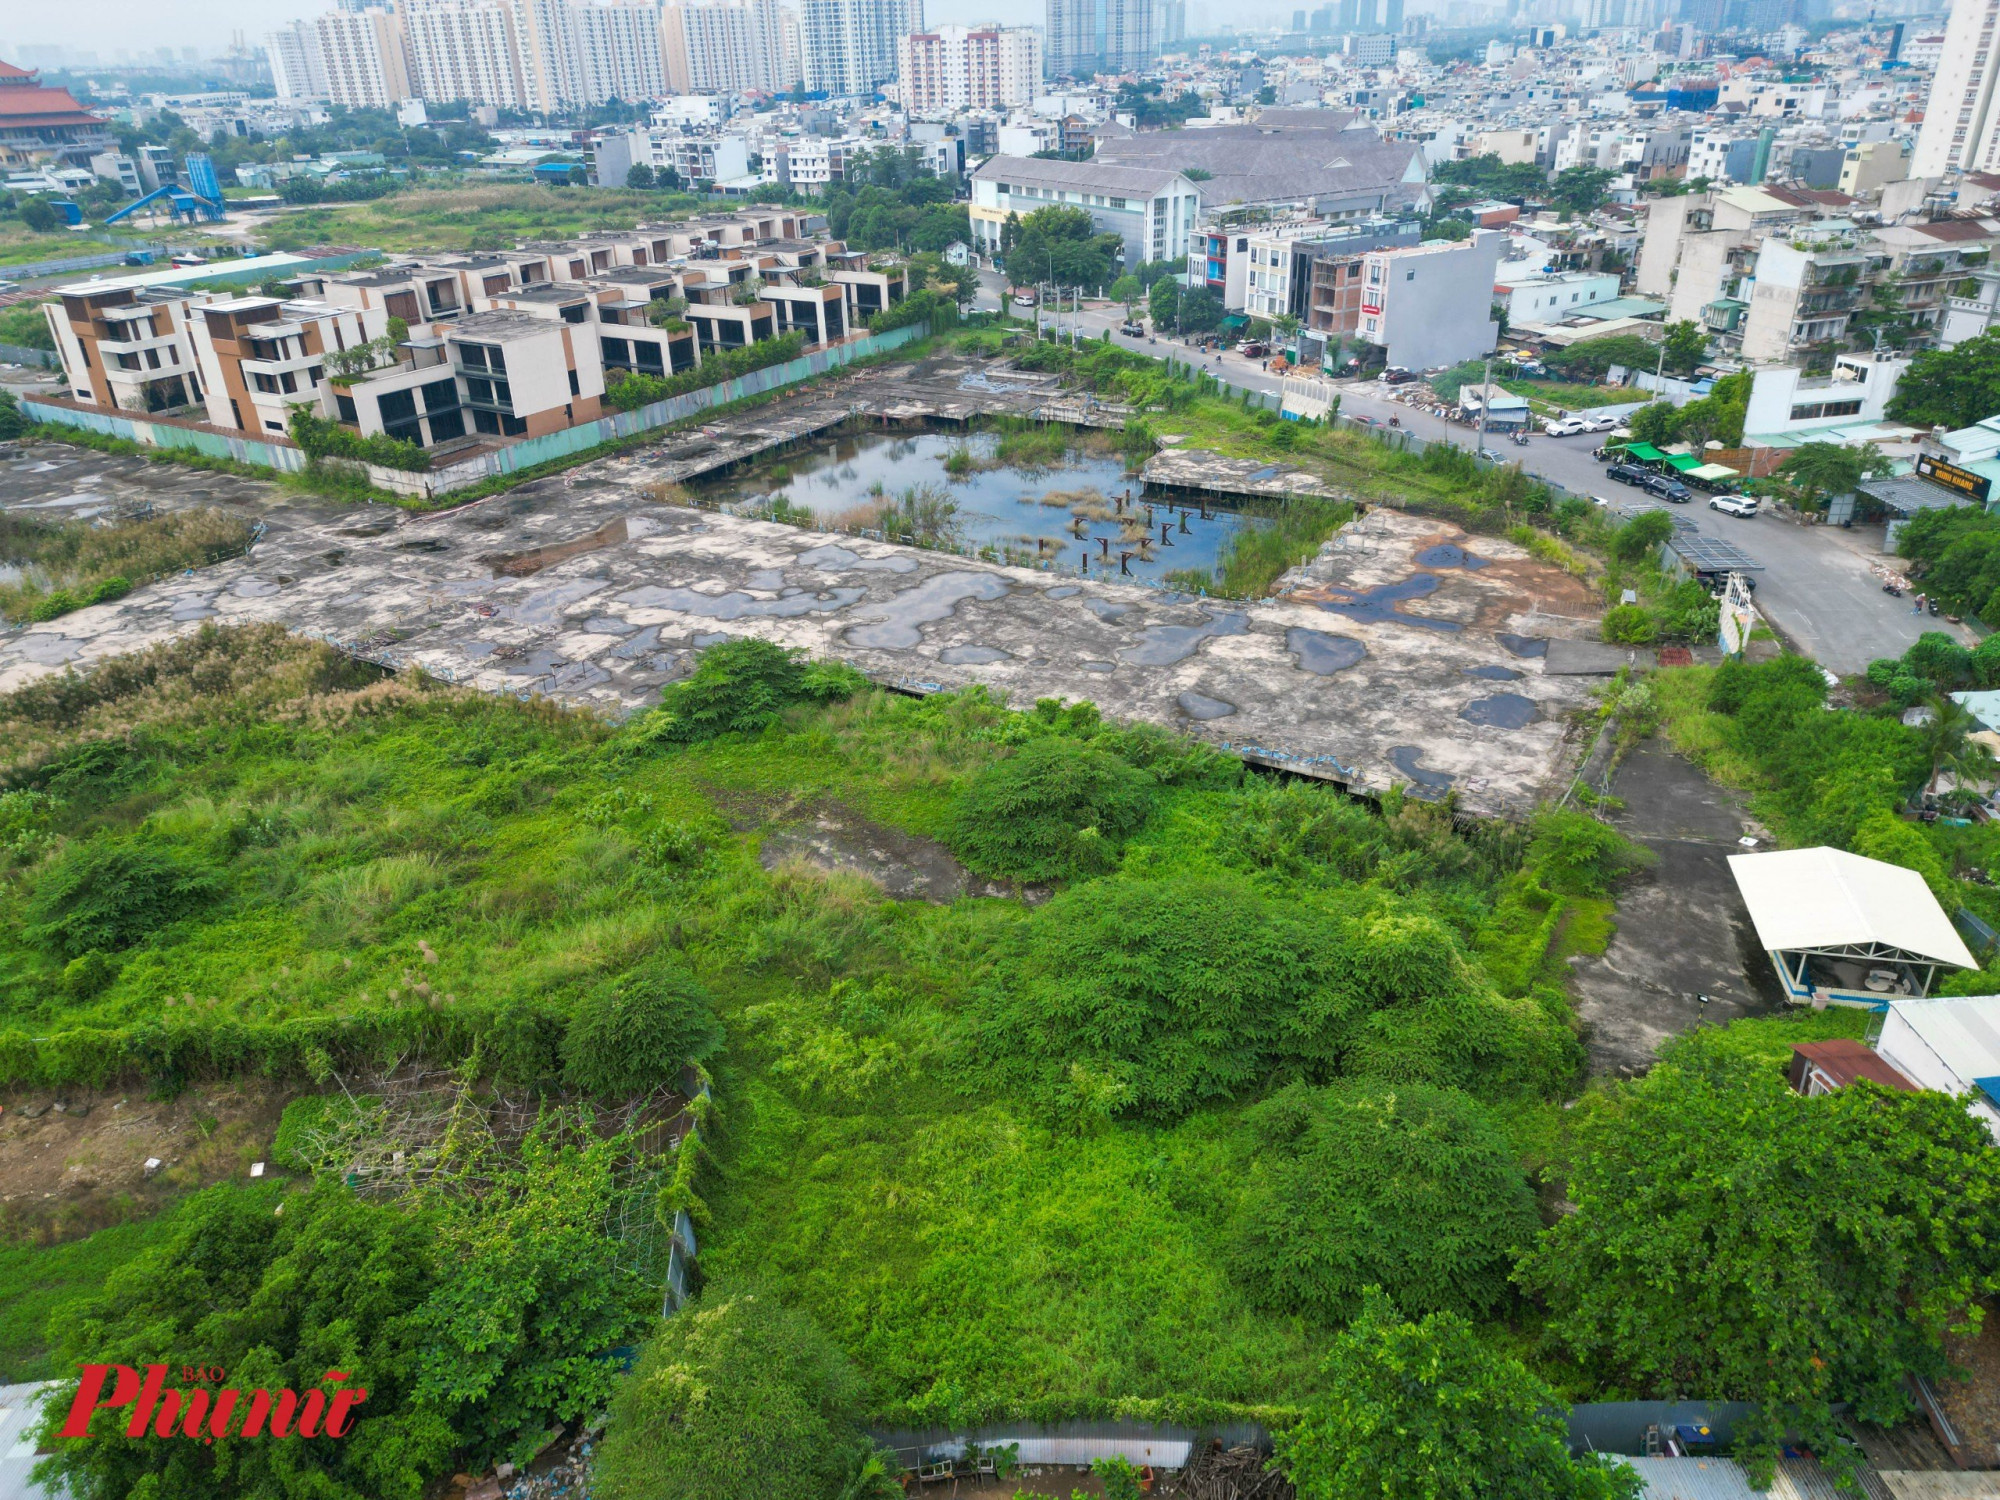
1642 473 1694 503
1476 447 1506 462
1380 367 1418 384
1240 341 1270 358
1709 495 1760 518
1013 294 1037 308
1543 416 1591 437
1120 321 1145 337
1607 462 1652 486
1580 413 1622 433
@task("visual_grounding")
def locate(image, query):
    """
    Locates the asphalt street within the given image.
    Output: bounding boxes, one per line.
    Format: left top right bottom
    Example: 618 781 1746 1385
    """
974 274 1969 675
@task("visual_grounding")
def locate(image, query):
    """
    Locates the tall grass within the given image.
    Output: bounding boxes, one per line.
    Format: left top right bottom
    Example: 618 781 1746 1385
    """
1203 498 1356 599
0 507 253 623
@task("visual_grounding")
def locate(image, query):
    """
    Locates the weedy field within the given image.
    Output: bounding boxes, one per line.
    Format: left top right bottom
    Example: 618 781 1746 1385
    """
0 615 1979 1500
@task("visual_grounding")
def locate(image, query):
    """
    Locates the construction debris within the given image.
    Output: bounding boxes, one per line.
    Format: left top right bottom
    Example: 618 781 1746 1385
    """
1179 1445 1295 1500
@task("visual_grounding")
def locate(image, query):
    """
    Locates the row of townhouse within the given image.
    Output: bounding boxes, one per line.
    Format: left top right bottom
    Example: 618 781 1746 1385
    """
43 209 909 456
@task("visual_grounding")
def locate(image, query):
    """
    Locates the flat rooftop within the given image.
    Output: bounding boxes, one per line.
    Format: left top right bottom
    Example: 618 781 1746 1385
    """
0 440 1605 817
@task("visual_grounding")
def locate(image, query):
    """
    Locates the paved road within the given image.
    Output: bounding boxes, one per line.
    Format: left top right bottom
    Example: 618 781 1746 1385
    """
992 291 1966 674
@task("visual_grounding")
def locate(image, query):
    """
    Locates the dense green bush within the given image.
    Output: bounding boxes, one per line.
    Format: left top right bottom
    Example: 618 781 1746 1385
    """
1278 1291 1642 1500
1520 1047 2000 1484
970 878 1575 1121
24 837 220 958
603 333 807 411
635 638 868 743
1233 1081 1538 1320
1599 603 1656 644
560 955 722 1096
288 407 432 473
594 1281 872 1500
945 738 1156 880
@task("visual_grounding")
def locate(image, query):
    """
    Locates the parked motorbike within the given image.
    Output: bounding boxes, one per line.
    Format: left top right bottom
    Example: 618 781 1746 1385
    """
1882 581 1903 596
1930 598 1943 616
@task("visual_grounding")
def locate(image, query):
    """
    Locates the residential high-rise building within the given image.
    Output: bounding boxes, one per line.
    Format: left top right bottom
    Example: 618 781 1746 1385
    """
801 0 922 96
1915 0 2000 177
1045 0 1173 76
664 0 795 94
405 0 530 107
266 21 330 99
779 5 803 86
509 0 587 110
569 0 669 104
315 8 414 110
897 25 1041 112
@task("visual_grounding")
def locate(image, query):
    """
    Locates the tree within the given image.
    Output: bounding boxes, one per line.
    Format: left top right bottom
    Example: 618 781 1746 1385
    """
1109 274 1142 315
1548 165 1615 215
1148 276 1181 328
1276 1291 1643 1500
624 163 655 189
19 197 58 233
593 1282 870 1500
1888 327 2000 430
1773 440 1891 512
1611 508 1675 562
1661 318 1707 376
1519 1048 2000 1484
1671 368 1749 448
1005 204 1120 290
659 163 684 191
35 1182 451 1500
1178 285 1222 334
1623 402 1677 446
1915 692 1998 798
1232 1081 1540 1321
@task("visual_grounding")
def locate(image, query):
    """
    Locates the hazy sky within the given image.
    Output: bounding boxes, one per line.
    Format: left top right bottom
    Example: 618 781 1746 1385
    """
5 0 1049 55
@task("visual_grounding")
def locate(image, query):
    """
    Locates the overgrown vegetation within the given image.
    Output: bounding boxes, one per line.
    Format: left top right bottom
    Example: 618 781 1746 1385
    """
3 577 1991 1497
0 507 253 624
604 332 806 411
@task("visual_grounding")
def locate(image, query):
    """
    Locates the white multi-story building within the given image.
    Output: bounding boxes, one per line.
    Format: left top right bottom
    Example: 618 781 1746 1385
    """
801 0 921 97
1915 0 2000 177
569 0 669 104
315 8 414 111
266 21 330 101
896 25 1040 113
405 0 530 108
663 0 796 94
1353 233 1503 372
510 0 588 110
969 155 1201 269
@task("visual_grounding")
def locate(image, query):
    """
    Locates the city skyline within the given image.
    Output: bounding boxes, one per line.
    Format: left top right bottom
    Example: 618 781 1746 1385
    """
3 0 1047 57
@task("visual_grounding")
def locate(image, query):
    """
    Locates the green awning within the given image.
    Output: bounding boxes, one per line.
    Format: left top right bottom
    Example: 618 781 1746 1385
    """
1665 452 1703 472
1220 314 1249 330
1623 442 1667 462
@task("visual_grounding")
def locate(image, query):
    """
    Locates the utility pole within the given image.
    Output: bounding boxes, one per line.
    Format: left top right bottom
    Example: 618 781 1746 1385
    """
1475 354 1492 457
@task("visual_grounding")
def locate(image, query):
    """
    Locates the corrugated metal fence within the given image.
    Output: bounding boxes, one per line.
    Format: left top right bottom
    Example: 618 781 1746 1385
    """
867 1401 1756 1471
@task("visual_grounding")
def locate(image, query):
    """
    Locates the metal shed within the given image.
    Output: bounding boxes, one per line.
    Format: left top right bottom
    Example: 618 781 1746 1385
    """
1728 847 1977 1008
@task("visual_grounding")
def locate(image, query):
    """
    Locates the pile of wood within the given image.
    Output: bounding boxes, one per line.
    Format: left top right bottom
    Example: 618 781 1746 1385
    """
1178 1444 1294 1500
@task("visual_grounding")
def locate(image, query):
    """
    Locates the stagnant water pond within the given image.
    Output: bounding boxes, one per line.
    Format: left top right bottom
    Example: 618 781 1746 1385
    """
692 428 1277 587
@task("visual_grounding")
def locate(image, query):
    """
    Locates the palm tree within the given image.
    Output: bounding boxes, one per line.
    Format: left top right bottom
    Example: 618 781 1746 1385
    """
1775 440 1891 513
1919 694 1997 800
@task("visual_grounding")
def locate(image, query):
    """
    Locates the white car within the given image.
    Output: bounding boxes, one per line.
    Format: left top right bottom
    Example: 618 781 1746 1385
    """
1709 495 1759 518
1542 416 1590 437
1012 294 1037 308
1580 413 1621 433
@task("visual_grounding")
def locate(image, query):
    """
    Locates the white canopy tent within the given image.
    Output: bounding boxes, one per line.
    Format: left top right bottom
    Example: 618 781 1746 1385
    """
1727 846 1977 1008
